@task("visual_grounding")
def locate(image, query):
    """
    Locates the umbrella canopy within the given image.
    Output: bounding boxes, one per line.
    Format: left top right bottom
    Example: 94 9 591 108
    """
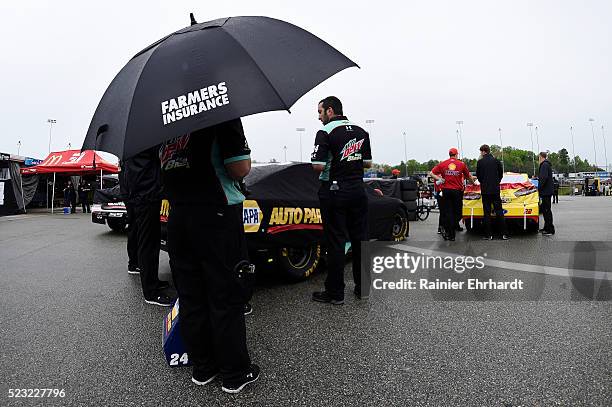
81 16 358 159
21 150 118 175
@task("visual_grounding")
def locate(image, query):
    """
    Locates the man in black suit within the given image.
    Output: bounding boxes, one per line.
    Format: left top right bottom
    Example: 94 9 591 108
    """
538 152 555 235
476 144 508 240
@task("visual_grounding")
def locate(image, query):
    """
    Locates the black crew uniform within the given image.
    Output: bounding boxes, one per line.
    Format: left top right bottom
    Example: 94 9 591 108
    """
160 119 252 383
476 153 507 238
122 146 165 300
311 116 372 300
78 182 92 213
538 159 555 234
553 179 559 204
119 165 138 270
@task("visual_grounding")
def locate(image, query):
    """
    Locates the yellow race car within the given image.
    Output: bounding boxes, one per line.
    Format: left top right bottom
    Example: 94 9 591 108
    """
462 173 539 232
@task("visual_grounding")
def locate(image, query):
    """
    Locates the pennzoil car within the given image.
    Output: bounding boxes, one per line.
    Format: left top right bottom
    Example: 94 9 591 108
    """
161 163 409 281
462 173 539 232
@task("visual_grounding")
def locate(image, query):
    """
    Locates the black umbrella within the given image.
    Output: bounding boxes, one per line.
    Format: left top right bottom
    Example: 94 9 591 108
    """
81 15 358 159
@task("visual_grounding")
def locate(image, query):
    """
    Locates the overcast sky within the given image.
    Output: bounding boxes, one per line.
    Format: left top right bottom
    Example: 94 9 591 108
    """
1 0 610 168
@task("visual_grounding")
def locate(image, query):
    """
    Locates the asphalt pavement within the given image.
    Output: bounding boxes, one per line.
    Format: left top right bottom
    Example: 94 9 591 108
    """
0 195 610 406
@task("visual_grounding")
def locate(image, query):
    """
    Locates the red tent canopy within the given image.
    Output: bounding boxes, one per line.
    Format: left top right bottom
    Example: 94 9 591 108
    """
21 150 118 175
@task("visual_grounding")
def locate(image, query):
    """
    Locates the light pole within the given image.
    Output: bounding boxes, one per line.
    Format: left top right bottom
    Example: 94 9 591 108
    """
498 127 505 173
534 125 540 154
527 123 536 176
47 119 56 154
17 141 21 156
589 118 598 172
456 120 464 158
296 127 305 162
455 130 461 155
569 126 577 174
67 142 72 150
402 132 408 176
283 145 287 162
601 125 609 173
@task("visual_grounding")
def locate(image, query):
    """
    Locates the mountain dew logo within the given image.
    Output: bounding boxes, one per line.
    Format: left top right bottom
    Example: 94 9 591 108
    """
340 138 364 161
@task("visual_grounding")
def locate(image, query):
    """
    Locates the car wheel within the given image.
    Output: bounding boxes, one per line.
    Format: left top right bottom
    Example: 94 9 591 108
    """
391 209 409 241
416 205 430 221
107 218 127 232
278 243 321 281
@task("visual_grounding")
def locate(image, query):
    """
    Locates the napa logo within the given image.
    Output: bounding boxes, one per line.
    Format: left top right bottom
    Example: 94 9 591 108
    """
242 200 262 233
340 138 364 162
269 207 322 226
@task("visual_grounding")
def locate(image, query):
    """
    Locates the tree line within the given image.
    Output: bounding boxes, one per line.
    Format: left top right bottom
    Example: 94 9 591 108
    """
377 145 598 177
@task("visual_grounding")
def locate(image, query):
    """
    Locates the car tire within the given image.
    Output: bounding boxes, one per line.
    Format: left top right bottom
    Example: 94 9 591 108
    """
278 243 321 281
107 218 127 232
401 190 418 201
400 179 418 191
391 209 409 241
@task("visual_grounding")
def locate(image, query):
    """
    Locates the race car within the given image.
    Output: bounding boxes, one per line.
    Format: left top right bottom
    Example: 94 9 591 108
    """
462 173 539 232
161 163 409 281
91 185 128 232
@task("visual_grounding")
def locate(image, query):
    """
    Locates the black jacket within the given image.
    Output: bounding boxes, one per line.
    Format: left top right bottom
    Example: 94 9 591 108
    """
120 146 162 205
538 159 554 197
476 153 503 194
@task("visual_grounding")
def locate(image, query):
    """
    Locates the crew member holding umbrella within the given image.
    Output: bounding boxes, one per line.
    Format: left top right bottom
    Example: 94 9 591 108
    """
160 119 259 394
80 14 359 393
311 96 372 304
429 148 474 241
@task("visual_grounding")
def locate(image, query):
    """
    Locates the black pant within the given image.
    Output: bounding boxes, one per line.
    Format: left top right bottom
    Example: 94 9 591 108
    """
319 183 368 299
70 200 77 214
168 204 251 381
553 191 559 203
133 201 162 299
540 195 555 233
126 203 139 268
441 189 463 239
435 193 443 228
81 200 91 213
481 193 507 237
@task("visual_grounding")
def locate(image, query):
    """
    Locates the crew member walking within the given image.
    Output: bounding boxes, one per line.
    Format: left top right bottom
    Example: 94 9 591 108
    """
538 152 555 235
476 144 508 240
160 119 259 394
122 146 172 306
311 96 372 304
429 148 473 241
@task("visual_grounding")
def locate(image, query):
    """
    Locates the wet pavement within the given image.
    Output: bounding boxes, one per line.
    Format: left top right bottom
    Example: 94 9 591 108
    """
1 195 610 406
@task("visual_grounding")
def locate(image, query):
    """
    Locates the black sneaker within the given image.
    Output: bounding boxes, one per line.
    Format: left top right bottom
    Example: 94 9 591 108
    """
222 364 260 394
482 236 493 240
542 230 555 236
437 226 443 235
501 235 510 240
244 303 253 316
128 265 140 275
312 291 344 305
157 281 170 289
456 226 464 232
192 367 219 386
144 294 174 307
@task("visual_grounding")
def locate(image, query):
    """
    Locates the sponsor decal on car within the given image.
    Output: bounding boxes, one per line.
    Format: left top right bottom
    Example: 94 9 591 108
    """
243 200 263 233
